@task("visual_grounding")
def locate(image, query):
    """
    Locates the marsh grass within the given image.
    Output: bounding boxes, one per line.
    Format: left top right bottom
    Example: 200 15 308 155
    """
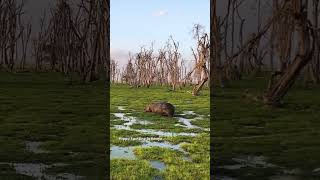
214 76 320 179
0 71 106 179
111 84 210 179
111 159 160 180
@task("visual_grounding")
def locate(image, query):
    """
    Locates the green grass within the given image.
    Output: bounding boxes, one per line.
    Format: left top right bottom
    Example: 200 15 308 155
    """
111 159 160 180
0 71 106 179
111 84 210 179
214 76 320 179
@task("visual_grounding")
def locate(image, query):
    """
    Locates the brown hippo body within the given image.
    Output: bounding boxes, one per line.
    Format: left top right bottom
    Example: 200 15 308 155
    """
145 102 175 117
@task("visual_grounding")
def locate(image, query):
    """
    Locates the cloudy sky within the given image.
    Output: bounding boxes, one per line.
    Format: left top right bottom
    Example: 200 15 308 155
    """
110 0 210 68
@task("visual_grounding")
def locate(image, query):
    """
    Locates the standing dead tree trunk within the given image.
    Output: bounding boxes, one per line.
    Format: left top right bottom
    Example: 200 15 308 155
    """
0 0 25 71
19 20 32 70
165 36 181 91
192 33 210 96
183 24 210 96
264 0 316 106
306 0 320 84
211 0 223 90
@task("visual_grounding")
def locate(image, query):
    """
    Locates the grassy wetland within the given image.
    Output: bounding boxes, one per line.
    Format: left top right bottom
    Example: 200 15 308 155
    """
213 76 320 180
0 72 106 179
110 2 210 178
110 84 210 179
211 0 320 179
0 0 109 178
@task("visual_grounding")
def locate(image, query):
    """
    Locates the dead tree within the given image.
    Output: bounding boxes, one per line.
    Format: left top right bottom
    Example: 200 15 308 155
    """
0 0 25 71
183 24 210 96
165 37 181 91
264 0 316 106
19 20 32 70
211 0 223 90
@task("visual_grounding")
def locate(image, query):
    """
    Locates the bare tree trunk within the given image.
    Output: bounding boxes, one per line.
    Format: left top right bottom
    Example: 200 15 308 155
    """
264 0 315 106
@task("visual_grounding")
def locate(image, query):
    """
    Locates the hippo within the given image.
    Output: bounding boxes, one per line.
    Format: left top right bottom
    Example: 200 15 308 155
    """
144 102 175 117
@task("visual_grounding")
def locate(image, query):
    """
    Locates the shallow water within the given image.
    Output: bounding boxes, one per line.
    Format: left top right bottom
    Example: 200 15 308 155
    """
219 164 246 170
313 167 320 173
0 162 83 180
113 125 197 137
149 160 166 171
111 140 186 160
25 141 49 154
185 111 196 115
136 129 197 137
218 156 312 180
269 175 302 180
112 112 198 137
118 106 126 111
110 146 136 160
110 146 167 172
113 113 152 126
111 108 209 174
176 116 199 129
143 141 181 151
231 155 277 168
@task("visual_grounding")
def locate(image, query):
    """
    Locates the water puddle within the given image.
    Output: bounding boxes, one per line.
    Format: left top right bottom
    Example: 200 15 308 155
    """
219 164 246 170
180 111 197 116
143 141 181 151
25 141 49 154
182 156 193 162
283 168 302 175
175 116 199 129
135 129 197 137
118 106 126 111
110 146 136 160
0 162 84 180
113 113 152 127
110 146 167 172
313 167 320 173
175 111 209 131
112 112 198 137
111 141 187 160
231 155 277 168
111 108 207 170
111 140 190 170
218 156 310 180
149 160 166 171
269 175 302 180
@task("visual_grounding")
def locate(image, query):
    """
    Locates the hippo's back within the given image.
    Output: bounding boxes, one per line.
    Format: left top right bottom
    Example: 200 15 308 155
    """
149 102 174 117
150 102 175 117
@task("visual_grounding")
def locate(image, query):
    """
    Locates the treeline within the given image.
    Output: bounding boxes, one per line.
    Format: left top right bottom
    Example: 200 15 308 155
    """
111 25 210 96
211 0 320 106
0 0 109 83
0 0 30 71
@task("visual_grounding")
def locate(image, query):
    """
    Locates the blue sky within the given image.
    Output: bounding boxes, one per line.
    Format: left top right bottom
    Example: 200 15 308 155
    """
111 0 209 67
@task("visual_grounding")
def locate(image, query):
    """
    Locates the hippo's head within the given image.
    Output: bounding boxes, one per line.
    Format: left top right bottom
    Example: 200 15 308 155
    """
144 105 151 112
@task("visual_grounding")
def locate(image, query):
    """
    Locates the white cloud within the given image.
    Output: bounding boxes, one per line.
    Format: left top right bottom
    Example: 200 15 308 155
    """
152 10 168 17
